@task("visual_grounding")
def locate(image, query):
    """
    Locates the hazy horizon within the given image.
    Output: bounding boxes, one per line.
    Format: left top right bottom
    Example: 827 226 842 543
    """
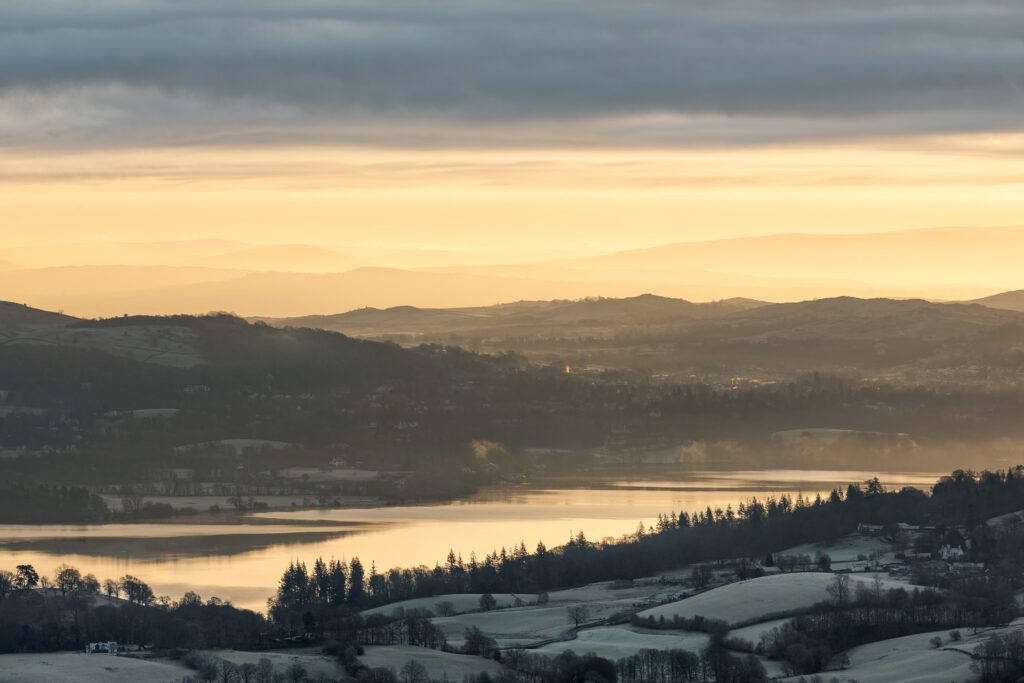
5 1 1024 303
1 225 1022 317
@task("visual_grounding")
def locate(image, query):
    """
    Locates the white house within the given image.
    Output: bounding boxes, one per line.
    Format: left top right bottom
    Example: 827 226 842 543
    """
939 545 965 561
85 642 118 654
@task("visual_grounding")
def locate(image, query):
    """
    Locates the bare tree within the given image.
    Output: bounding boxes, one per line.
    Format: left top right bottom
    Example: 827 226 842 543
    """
256 657 274 683
238 663 258 683
219 659 239 683
872 574 884 599
827 573 851 607
691 564 713 588
567 604 591 628
400 660 430 683
286 661 307 683
479 593 497 611
0 570 15 600
121 494 143 515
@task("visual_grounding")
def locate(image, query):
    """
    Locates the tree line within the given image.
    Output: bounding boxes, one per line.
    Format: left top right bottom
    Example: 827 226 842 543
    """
273 468 1024 614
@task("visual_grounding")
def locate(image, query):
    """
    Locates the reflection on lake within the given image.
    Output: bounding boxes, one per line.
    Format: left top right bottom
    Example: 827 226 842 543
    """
0 469 941 610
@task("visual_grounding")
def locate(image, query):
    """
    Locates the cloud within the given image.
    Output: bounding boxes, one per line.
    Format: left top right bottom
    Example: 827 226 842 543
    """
2 0 1024 148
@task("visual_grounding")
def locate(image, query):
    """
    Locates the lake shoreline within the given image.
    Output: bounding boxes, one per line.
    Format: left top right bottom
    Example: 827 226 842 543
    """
0 468 947 610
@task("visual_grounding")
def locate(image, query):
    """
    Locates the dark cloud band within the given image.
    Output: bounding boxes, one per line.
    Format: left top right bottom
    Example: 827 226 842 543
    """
2 0 1023 147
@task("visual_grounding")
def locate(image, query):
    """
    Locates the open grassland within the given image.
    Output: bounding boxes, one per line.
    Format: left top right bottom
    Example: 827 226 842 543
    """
781 533 894 563
779 628 982 683
206 648 343 679
638 572 909 627
534 624 710 659
0 324 202 367
0 652 186 683
362 592 536 617
360 645 507 679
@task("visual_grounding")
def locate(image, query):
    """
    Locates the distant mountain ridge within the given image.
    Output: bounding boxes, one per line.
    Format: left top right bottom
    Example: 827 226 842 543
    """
266 294 1024 341
548 226 1024 290
261 294 767 336
1 228 1021 317
0 267 757 318
4 295 1024 382
259 294 1024 381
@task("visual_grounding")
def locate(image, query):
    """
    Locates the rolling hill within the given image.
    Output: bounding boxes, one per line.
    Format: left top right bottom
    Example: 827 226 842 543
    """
261 295 1024 382
0 303 516 383
633 296 1024 376
262 294 767 337
4 291 1023 384
971 289 1024 313
2 299 1023 478
0 301 77 331
269 295 1024 345
701 296 1024 341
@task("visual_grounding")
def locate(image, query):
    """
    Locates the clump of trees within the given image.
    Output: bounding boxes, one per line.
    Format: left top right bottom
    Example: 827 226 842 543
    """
758 575 1017 675
506 638 766 683
0 563 269 654
504 649 620 683
267 558 446 661
0 483 108 523
973 631 1024 682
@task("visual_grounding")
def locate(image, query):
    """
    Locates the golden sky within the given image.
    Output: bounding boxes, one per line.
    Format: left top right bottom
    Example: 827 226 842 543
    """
3 136 1024 253
2 1 1024 267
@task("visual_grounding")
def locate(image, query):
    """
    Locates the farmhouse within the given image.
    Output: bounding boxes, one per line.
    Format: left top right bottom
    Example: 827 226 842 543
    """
85 641 118 654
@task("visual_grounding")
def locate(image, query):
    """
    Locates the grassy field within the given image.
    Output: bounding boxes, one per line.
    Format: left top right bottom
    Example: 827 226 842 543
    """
534 624 710 659
638 572 909 627
779 628 980 683
362 592 536 617
0 652 186 683
0 324 203 367
360 645 506 679
206 648 343 679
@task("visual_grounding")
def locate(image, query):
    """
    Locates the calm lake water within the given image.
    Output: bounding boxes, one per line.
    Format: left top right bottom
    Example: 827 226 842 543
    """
0 469 941 610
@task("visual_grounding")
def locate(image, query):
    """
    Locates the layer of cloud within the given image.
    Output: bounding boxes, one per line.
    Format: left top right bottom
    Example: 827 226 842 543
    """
2 0 1024 148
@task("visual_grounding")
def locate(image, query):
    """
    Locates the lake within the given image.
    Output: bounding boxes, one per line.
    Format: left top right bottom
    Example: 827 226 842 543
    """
0 469 941 610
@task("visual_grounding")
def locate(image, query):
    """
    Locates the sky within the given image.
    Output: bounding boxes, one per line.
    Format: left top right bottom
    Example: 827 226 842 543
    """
2 0 1024 253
